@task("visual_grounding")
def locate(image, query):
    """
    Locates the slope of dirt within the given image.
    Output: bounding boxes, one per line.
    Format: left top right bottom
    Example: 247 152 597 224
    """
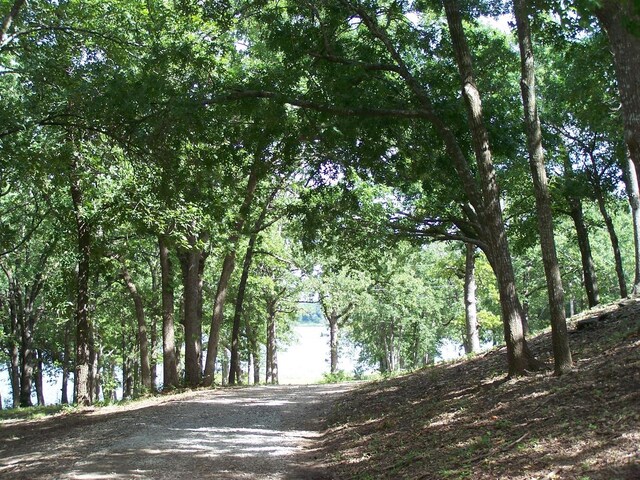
0 384 354 479
317 298 640 480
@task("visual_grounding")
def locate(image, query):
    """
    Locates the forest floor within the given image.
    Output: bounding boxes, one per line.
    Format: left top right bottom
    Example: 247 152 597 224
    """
314 297 640 479
1 299 638 480
0 383 354 479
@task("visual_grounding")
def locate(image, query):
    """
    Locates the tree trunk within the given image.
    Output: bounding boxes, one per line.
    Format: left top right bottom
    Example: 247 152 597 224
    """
589 162 627 298
70 157 93 406
121 265 152 392
158 235 179 389
464 244 481 354
513 0 572 374
178 233 206 388
568 197 600 308
61 322 71 404
266 301 277 384
246 320 261 385
564 157 600 308
595 1 640 188
10 336 19 408
33 350 44 406
328 312 339 374
203 165 260 387
623 156 640 294
122 316 133 400
444 0 540 376
229 234 258 385
0 0 27 44
18 314 35 407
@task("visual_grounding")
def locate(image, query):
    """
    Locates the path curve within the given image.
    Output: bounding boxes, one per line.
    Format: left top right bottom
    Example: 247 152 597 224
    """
0 384 354 479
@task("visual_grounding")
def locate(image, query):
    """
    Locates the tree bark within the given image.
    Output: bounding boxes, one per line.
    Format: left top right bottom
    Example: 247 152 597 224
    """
158 235 179 389
228 234 258 385
61 321 71 404
265 300 278 384
595 1 640 188
35 350 45 406
587 155 627 298
513 0 572 374
444 0 540 376
70 158 93 406
203 165 260 387
121 264 152 392
178 233 207 387
328 312 339 374
246 320 261 384
564 157 600 308
0 0 26 45
464 243 480 354
623 156 640 294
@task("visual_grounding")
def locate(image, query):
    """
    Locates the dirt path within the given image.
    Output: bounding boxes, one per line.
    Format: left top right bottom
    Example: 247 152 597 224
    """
0 384 354 479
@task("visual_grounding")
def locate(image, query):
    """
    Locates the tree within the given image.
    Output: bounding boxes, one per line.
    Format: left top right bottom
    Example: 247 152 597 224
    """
513 0 571 374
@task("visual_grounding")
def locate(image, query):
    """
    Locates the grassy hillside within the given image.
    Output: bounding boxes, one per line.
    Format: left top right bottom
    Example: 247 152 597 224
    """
317 298 640 480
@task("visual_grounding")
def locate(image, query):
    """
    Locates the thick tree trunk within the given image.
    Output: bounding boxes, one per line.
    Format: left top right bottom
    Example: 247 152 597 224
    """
178 233 206 388
121 265 152 392
595 1 640 188
444 0 539 376
18 315 35 407
623 156 640 294
514 0 572 374
70 159 92 406
464 244 480 354
158 236 179 389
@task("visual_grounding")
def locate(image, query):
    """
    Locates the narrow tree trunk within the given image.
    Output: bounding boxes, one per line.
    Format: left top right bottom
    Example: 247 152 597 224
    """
623 156 640 294
595 1 640 188
246 321 261 385
61 322 71 404
70 159 92 406
203 166 260 387
464 243 481 354
121 265 152 392
568 197 600 308
203 251 236 387
92 347 101 402
266 301 277 384
590 165 627 298
444 0 540 376
564 156 600 308
0 0 27 44
514 0 572 374
122 316 133 400
10 338 19 408
229 234 258 385
328 312 339 374
34 350 44 406
158 236 179 389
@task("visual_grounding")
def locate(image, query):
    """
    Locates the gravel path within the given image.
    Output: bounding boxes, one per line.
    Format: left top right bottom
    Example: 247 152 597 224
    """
0 384 354 479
